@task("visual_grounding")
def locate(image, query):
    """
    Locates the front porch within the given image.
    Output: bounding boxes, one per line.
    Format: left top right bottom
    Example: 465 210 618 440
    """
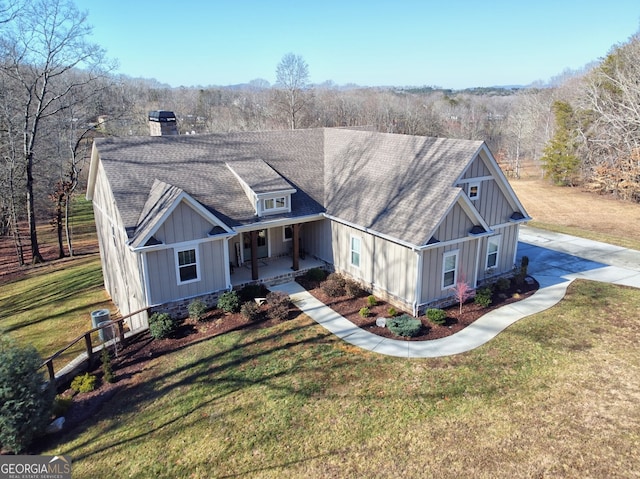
230 255 327 288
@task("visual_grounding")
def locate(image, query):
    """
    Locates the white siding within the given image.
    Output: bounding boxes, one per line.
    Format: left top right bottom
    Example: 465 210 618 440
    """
92 161 147 329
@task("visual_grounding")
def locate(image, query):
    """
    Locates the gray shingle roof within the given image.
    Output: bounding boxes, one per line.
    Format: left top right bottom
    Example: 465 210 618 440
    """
94 128 485 247
226 159 295 194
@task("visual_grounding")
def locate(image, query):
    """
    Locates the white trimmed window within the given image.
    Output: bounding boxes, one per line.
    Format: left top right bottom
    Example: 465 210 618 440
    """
486 235 501 270
283 225 293 242
263 196 287 212
442 250 458 289
468 181 480 200
175 247 200 284
350 235 361 268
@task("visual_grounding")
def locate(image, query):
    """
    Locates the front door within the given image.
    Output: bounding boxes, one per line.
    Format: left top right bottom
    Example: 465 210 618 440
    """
243 230 268 261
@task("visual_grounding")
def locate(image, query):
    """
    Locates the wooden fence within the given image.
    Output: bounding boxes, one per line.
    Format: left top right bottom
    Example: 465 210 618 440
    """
40 307 149 386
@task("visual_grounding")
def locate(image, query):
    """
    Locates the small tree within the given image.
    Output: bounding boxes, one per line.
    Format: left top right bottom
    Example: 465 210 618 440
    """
0 336 54 453
451 278 474 314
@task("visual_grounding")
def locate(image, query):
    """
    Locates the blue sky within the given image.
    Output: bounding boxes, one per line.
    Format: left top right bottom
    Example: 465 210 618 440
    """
83 0 640 89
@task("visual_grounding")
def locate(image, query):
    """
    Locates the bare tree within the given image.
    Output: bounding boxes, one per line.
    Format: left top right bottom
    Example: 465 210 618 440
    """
0 0 112 263
274 53 309 129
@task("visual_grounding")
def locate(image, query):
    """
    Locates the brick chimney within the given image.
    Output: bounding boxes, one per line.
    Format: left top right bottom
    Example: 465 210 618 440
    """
149 110 178 136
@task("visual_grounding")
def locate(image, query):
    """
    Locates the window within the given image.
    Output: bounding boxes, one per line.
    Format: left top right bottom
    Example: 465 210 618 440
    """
486 235 501 270
283 225 293 242
176 247 199 284
350 235 361 268
442 250 458 289
263 196 287 211
468 181 480 200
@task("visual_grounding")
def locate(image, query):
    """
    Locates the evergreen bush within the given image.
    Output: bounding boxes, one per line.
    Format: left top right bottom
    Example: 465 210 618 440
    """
101 347 115 383
305 267 327 282
217 291 240 313
367 295 377 307
0 337 54 453
388 307 397 317
70 372 97 394
426 308 447 325
387 314 422 337
149 312 179 339
188 299 207 321
474 287 493 308
239 284 268 302
359 307 370 318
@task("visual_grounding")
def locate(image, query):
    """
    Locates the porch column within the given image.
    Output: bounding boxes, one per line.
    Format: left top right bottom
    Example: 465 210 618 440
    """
292 223 300 271
251 230 259 280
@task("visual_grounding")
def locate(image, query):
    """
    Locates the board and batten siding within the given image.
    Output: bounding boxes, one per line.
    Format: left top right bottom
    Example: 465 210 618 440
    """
145 239 228 305
432 202 476 242
154 201 216 244
420 239 478 306
303 219 333 262
458 152 517 227
329 221 416 308
92 161 147 329
476 224 520 284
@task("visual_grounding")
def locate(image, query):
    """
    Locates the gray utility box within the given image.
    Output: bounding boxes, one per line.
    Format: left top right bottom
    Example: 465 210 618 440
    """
91 309 113 342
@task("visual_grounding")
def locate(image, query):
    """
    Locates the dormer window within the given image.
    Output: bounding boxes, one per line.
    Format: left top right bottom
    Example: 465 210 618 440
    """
264 196 287 211
226 159 296 218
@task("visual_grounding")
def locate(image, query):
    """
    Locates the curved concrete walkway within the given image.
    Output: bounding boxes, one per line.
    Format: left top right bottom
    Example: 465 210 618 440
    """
270 226 640 358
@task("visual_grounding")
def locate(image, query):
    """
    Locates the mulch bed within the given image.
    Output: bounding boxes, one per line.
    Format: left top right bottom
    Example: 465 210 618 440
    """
34 274 538 452
296 275 539 341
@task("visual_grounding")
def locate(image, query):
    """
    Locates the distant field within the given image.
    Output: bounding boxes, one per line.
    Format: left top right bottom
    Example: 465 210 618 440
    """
510 178 640 251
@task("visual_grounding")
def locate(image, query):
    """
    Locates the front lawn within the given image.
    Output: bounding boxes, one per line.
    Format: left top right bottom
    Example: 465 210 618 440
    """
41 280 640 478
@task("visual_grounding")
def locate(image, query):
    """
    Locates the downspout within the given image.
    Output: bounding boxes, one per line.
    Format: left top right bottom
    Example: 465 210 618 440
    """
474 237 482 288
223 237 232 289
140 251 151 306
513 224 520 266
413 249 423 317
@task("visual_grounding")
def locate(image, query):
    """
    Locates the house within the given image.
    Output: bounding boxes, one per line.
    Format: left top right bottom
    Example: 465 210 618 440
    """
86 117 530 330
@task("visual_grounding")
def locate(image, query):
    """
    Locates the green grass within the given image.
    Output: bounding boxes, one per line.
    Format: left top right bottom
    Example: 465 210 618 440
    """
43 280 640 478
0 196 112 365
0 255 112 364
529 220 640 251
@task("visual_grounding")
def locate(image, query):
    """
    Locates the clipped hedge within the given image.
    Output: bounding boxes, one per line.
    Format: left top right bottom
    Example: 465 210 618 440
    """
387 314 422 337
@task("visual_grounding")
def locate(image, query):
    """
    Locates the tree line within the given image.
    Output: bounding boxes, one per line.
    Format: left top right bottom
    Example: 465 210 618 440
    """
1 0 639 268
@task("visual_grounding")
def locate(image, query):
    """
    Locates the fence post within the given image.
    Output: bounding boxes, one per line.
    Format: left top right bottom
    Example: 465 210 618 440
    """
84 332 93 369
117 320 126 346
45 360 55 383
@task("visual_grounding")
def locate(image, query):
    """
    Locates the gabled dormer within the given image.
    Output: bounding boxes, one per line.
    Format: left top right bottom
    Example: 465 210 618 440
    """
226 159 296 217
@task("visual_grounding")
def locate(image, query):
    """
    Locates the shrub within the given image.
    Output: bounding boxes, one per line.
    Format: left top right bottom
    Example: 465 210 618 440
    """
495 277 511 292
0 337 54 453
217 291 240 313
359 307 370 318
387 314 423 337
101 348 115 383
149 312 179 339
188 299 207 321
305 267 327 282
514 256 530 286
240 301 261 322
266 291 291 321
345 278 365 298
367 295 377 307
426 308 447 325
239 284 267 302
320 274 346 297
71 372 97 394
388 307 397 317
474 287 493 308
52 395 73 418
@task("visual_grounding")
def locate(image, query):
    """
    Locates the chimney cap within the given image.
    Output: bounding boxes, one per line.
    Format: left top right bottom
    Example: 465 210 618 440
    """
149 110 176 122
